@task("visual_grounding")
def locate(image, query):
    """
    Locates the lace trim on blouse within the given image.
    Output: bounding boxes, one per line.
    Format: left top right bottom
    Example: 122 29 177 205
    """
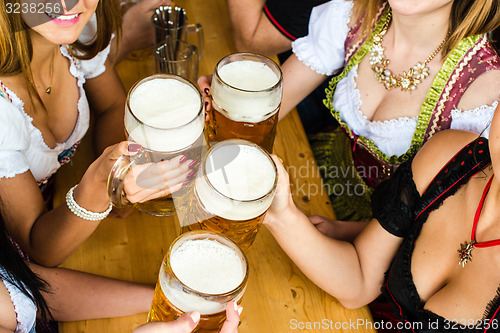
0 45 95 181
0 267 37 333
334 64 496 157
1 47 85 153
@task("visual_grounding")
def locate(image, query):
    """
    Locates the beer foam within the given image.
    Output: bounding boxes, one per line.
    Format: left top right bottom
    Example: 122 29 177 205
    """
125 77 204 152
161 239 246 314
218 61 279 91
212 60 282 123
195 143 276 220
171 239 245 294
130 78 200 128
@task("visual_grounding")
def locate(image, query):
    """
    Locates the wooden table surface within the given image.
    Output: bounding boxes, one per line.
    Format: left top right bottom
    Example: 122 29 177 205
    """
57 0 375 331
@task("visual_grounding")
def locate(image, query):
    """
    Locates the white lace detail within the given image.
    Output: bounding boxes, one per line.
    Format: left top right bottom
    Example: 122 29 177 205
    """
292 43 334 76
0 47 87 154
452 100 498 115
334 65 494 156
76 42 111 79
450 100 497 138
0 267 37 333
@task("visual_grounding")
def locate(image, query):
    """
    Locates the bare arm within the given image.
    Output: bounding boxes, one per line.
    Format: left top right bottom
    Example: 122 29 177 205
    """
265 130 483 308
109 0 171 65
0 142 134 266
84 60 127 155
0 142 192 267
279 54 327 120
226 0 292 56
29 263 153 321
264 156 402 308
309 215 369 243
455 69 500 112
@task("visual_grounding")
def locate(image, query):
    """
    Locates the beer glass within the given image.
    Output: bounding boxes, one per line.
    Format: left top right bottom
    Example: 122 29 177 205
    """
182 139 278 250
155 37 199 83
208 53 283 152
152 6 204 62
107 74 205 217
148 230 248 332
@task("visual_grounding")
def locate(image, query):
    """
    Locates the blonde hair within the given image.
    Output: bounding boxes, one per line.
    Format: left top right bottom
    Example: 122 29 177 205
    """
0 0 121 109
352 0 500 58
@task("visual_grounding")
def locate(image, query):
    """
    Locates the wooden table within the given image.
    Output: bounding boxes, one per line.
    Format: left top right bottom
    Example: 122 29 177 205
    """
57 0 375 331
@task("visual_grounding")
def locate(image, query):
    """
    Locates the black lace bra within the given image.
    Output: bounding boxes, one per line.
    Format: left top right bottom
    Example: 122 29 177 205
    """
372 138 500 332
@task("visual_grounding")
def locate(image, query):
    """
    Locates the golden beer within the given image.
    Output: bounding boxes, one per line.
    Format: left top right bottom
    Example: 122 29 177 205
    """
181 139 278 250
108 74 206 216
209 53 283 152
148 231 248 332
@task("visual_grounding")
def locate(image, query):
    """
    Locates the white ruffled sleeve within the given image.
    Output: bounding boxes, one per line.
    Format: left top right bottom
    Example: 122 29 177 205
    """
77 14 112 80
450 101 498 139
0 98 31 179
292 0 353 75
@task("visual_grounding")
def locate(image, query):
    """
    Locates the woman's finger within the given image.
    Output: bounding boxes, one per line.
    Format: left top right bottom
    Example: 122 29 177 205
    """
197 75 213 112
124 170 190 203
220 301 241 333
132 312 200 333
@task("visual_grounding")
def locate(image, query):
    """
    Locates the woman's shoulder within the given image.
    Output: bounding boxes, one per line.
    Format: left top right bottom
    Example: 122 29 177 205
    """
411 130 482 195
291 0 353 75
456 69 500 111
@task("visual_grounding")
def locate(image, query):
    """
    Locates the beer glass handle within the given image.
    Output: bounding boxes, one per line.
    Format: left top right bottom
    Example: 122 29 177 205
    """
187 23 204 62
107 154 137 209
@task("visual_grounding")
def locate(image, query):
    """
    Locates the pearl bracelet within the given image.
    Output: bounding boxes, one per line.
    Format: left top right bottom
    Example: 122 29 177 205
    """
65 185 113 221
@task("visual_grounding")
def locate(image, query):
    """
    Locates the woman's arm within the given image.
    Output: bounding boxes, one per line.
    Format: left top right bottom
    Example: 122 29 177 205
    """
308 215 369 242
265 130 483 308
84 59 127 155
29 263 153 321
0 142 130 266
278 54 327 120
0 142 192 267
264 156 402 309
109 0 171 65
227 0 292 56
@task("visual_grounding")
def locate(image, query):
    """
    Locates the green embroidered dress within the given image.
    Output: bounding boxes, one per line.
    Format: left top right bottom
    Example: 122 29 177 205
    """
292 1 500 221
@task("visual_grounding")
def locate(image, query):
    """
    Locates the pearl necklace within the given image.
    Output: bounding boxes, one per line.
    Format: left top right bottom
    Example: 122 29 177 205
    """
369 12 448 92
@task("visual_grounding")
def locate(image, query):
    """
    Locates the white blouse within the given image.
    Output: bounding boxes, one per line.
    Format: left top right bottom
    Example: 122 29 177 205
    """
292 0 495 157
0 266 37 333
0 34 110 182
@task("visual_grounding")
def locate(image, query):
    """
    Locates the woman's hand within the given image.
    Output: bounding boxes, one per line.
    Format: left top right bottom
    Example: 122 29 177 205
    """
83 142 194 207
132 301 242 333
124 154 195 203
308 215 336 237
309 215 369 242
264 155 295 225
110 0 171 64
197 75 213 115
